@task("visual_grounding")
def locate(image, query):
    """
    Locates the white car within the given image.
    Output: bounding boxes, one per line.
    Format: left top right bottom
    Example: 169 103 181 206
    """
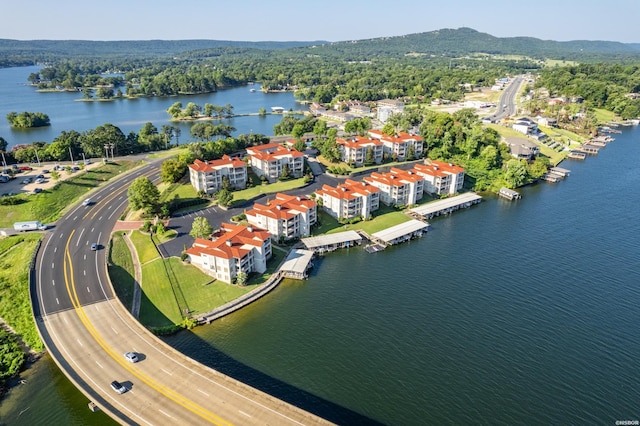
110 380 127 394
124 352 139 363
82 198 92 206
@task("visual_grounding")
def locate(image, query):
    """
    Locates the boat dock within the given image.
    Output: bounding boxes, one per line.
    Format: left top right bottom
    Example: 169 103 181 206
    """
498 187 521 200
280 249 315 279
408 192 482 220
549 167 571 177
568 150 587 160
542 173 561 183
370 219 429 247
301 230 363 254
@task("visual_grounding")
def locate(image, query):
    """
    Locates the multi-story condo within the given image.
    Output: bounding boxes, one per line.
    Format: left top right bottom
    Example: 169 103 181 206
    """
413 160 465 195
185 223 272 284
375 99 405 123
364 167 424 206
315 179 380 220
188 156 247 195
368 130 424 161
336 136 384 167
245 193 317 240
246 143 304 183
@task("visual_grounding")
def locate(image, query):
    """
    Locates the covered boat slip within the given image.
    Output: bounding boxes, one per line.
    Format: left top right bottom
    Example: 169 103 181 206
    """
409 192 482 219
280 248 315 279
301 230 363 253
371 219 429 246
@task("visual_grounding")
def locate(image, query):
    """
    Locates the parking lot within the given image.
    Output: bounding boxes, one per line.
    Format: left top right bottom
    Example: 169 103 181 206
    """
1 161 103 196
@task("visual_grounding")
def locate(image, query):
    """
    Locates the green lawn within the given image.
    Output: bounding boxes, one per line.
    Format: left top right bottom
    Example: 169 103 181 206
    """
0 234 44 351
129 231 160 264
593 108 618 124
147 147 190 159
314 204 411 236
107 232 135 311
0 160 138 228
231 177 307 205
159 181 199 203
139 256 264 326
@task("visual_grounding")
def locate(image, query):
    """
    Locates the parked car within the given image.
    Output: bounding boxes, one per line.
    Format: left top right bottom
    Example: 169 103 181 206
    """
35 178 45 184
22 178 32 184
124 352 139 363
19 166 33 171
0 175 9 183
110 381 127 394
33 188 42 194
42 169 50 174
72 166 80 171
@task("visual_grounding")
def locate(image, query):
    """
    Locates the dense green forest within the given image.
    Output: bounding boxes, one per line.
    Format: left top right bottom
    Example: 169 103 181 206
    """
535 63 640 119
6 111 50 128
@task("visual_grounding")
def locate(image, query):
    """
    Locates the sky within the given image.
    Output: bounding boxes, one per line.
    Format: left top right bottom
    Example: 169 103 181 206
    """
1 0 639 44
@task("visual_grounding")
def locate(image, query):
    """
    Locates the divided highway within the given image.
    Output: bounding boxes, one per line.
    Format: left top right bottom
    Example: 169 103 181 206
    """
33 159 331 425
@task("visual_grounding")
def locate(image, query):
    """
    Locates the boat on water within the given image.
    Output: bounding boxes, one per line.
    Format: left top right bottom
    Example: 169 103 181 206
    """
249 88 256 92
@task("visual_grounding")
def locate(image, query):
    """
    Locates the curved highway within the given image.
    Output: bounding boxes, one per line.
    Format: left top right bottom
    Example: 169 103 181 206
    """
34 159 331 425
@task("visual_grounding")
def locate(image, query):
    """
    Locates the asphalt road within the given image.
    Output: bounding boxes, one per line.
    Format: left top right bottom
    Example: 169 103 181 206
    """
34 158 332 425
488 76 524 122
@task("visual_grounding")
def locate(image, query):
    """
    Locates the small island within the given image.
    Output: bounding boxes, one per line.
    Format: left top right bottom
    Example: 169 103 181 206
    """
6 111 50 128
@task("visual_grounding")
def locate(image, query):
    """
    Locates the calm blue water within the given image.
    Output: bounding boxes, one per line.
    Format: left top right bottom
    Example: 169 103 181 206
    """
0 66 304 150
1 64 640 425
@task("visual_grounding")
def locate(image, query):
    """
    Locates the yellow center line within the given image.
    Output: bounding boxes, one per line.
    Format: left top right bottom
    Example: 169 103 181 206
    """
63 229 233 426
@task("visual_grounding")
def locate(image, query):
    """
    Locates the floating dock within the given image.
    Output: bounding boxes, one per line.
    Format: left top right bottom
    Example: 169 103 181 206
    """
408 192 483 220
568 150 587 160
301 230 363 254
280 249 315 279
549 167 570 177
370 219 429 247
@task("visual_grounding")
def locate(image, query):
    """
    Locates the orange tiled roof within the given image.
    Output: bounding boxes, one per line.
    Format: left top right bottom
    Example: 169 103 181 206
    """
316 179 379 200
247 193 316 220
368 129 423 143
189 156 245 172
187 223 269 260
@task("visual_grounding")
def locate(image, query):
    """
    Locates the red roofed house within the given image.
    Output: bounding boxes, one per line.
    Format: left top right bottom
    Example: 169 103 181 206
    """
336 136 384 167
368 130 424 161
188 156 247 195
413 160 465 195
364 167 424 206
246 143 304 183
315 179 380 220
245 193 317 240
185 223 272 283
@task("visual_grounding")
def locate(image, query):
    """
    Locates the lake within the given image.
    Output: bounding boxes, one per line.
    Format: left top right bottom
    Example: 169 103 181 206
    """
0 66 304 150
1 65 639 425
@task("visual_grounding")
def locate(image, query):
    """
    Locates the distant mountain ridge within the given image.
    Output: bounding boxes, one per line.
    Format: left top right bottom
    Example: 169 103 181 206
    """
0 28 638 66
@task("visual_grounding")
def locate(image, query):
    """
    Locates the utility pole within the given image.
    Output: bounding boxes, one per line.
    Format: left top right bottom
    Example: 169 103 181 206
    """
69 147 74 163
1 151 6 168
34 147 41 166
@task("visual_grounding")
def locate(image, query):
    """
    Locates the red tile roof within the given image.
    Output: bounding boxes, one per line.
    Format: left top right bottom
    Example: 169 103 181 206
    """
247 143 303 161
186 223 269 260
246 193 316 220
368 129 423 143
316 179 379 200
189 155 245 172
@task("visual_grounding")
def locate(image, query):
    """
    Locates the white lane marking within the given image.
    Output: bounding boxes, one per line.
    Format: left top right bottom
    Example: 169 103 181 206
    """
84 254 86 260
63 317 68 324
84 270 86 276
52 262 55 269
158 410 174 419
52 279 55 286
56 298 59 305
197 388 210 397
76 338 83 347
54 247 57 253
111 326 119 334
91 227 95 233
161 368 173 376
76 228 85 246
87 286 90 293
239 410 252 418
98 216 103 221
96 361 104 369
59 233 63 239
73 215 78 221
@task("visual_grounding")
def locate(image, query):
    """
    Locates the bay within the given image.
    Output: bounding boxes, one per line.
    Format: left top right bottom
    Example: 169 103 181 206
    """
0 66 303 150
1 63 639 425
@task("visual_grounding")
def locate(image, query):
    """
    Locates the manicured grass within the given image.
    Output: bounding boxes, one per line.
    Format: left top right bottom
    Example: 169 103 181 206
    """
129 231 160 264
107 232 135 311
159 181 199 203
139 258 183 326
138 256 263 326
0 160 138 228
154 229 178 244
0 234 44 352
314 204 411 236
231 177 307 205
593 108 618 124
147 147 190 159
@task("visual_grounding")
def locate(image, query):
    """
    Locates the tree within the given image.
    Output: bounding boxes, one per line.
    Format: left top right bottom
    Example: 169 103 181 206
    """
293 139 306 152
160 158 187 183
381 123 396 136
0 136 7 153
258 107 267 116
190 216 213 239
216 188 234 207
167 102 183 119
365 146 375 166
280 163 291 180
127 177 160 213
236 271 248 286
504 159 527 188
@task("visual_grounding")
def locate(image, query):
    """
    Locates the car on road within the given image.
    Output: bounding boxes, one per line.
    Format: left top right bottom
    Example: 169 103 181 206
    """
124 352 139 363
82 198 92 206
110 381 127 394
90 243 98 251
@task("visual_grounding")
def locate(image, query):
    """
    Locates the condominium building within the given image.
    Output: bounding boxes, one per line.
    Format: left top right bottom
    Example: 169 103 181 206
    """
336 136 384 166
315 179 380 220
413 160 465 195
185 223 272 284
246 143 304 183
188 156 247 195
245 193 317 240
368 130 424 161
364 167 424 206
